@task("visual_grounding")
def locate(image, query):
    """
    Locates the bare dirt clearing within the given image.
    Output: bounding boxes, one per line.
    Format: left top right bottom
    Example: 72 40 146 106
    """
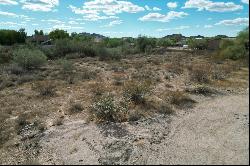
36 92 249 165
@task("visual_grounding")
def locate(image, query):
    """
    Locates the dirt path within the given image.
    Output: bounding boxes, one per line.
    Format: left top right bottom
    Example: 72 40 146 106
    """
38 92 249 165
149 93 249 165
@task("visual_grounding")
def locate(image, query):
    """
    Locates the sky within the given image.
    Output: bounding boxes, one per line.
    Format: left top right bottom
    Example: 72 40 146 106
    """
0 0 249 37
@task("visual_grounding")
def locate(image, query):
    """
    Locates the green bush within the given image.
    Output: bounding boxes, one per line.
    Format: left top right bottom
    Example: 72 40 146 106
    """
58 59 74 74
136 36 156 53
0 46 13 64
13 48 47 69
91 95 128 122
219 45 246 60
216 27 249 61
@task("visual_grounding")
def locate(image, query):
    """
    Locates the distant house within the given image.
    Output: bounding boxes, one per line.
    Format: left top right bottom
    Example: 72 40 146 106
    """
27 35 51 45
190 35 205 39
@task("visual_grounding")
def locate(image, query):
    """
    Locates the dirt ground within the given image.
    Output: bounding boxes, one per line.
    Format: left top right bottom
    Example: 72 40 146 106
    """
0 51 249 165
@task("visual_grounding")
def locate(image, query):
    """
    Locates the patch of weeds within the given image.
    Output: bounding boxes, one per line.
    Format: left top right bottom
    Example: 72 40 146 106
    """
90 94 128 122
123 80 151 105
189 63 212 83
33 81 57 97
170 91 197 109
69 102 83 114
90 82 107 97
186 85 219 96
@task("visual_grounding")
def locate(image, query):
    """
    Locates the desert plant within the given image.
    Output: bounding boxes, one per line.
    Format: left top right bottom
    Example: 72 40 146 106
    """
69 103 83 114
123 81 151 104
170 91 196 109
189 63 212 83
13 48 47 69
6 63 24 75
58 59 74 74
33 81 56 97
91 94 129 122
0 46 13 64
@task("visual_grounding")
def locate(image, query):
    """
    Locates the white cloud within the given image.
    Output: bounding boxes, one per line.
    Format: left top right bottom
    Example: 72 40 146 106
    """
183 0 243 12
0 10 18 17
102 19 123 27
215 17 249 26
156 25 190 32
145 5 161 11
41 19 64 24
69 0 144 21
0 21 26 26
241 0 249 4
167 2 178 9
139 11 188 22
152 7 161 11
20 0 59 12
204 24 213 28
0 0 18 5
51 24 84 30
175 25 190 30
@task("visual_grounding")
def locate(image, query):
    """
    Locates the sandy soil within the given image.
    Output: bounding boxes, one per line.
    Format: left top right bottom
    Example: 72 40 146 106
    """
37 91 249 165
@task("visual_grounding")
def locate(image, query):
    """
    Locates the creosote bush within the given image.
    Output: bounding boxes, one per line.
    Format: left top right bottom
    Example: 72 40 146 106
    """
90 94 128 122
13 48 47 70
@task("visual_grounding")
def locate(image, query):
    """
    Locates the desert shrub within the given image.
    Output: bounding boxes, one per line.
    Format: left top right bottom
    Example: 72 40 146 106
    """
80 68 97 80
33 81 56 97
96 47 112 61
219 45 246 60
123 81 151 104
136 36 156 53
128 110 144 121
58 59 74 74
158 103 175 115
216 28 249 61
90 82 107 96
170 91 196 109
189 63 212 83
211 65 231 80
69 103 83 114
6 63 24 75
121 43 138 55
0 46 13 64
65 53 81 59
53 117 63 126
13 48 47 69
186 85 219 96
39 45 57 59
90 95 128 122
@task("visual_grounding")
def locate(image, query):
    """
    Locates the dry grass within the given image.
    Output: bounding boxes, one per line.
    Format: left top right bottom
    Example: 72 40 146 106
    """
32 81 57 97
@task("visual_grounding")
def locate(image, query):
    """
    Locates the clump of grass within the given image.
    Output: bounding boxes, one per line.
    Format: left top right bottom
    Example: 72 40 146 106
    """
90 82 107 97
58 59 74 74
6 63 24 75
189 63 212 83
170 91 197 109
186 85 219 96
33 81 57 97
69 103 83 114
123 80 151 105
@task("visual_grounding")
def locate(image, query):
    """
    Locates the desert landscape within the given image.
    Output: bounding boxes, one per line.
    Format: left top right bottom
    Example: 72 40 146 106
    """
0 0 249 165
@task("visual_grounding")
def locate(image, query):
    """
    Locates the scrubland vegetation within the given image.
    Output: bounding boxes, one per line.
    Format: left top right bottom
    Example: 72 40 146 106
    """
0 27 249 164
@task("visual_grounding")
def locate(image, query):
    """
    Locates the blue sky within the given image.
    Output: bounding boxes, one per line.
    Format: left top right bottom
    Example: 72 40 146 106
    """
0 0 249 37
